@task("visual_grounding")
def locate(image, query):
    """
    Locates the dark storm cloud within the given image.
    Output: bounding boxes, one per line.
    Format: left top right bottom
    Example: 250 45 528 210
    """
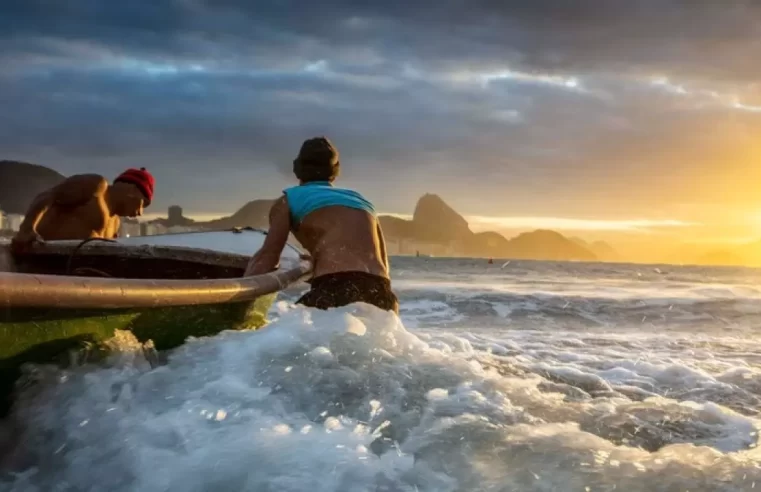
5 0 760 82
1 0 760 215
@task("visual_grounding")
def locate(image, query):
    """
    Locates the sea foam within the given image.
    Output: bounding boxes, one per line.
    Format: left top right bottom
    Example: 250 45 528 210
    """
2 299 761 491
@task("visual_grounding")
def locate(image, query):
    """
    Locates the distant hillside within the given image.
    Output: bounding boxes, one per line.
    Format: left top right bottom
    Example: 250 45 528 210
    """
378 215 416 238
506 230 597 261
591 241 620 262
0 160 65 214
412 193 472 243
663 240 761 268
465 231 510 257
195 199 276 230
151 192 599 261
571 237 620 262
377 194 598 261
690 240 761 268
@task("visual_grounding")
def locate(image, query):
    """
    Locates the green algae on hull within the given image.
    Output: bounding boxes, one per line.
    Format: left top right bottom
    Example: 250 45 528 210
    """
0 292 274 361
0 292 277 416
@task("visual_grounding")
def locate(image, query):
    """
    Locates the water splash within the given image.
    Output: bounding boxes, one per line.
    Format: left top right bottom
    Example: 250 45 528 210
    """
2 301 761 491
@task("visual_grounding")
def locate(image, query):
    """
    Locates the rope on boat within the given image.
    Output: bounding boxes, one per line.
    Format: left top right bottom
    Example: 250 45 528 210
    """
65 237 118 276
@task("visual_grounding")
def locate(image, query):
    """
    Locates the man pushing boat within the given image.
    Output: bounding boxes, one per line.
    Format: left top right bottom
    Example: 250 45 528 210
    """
11 167 155 252
245 137 399 314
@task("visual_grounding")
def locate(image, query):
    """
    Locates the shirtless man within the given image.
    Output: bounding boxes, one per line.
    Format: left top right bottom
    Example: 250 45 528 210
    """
245 137 399 313
11 167 155 252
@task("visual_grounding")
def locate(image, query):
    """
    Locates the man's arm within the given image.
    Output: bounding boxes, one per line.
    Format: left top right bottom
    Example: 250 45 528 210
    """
376 222 390 271
15 190 53 239
108 215 121 239
244 196 292 276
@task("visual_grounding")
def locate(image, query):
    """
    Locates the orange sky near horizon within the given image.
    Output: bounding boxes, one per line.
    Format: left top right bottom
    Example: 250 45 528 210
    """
140 205 761 249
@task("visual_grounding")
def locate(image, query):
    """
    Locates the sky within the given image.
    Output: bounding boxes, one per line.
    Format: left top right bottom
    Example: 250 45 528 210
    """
2 0 761 245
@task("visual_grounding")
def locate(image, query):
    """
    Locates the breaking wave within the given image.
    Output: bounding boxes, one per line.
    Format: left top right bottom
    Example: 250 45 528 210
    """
2 295 761 491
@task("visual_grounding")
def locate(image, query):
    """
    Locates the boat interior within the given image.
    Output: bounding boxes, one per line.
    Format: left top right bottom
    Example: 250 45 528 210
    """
1 241 247 280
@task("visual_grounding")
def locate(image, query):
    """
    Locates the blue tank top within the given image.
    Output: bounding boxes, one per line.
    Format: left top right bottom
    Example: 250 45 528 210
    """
283 182 376 227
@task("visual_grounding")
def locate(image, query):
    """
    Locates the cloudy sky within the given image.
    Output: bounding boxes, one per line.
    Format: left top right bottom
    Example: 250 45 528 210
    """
2 0 761 242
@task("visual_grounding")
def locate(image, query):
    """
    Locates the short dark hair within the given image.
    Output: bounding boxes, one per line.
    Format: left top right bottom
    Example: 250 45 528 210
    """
293 137 340 183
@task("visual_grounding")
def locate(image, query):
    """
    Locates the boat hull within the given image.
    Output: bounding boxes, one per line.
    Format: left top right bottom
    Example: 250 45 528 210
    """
0 295 273 404
1 293 274 362
0 228 310 415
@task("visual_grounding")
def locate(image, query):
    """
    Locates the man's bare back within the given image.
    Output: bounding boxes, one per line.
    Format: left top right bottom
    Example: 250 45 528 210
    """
245 137 398 313
291 205 389 279
12 168 154 252
32 175 118 241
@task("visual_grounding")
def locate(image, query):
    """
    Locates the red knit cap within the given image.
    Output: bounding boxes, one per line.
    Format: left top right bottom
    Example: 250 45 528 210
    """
114 167 155 206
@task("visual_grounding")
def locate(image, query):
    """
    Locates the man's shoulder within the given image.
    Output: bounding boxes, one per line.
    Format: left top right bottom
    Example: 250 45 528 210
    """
283 183 375 210
340 187 374 205
53 174 108 206
64 173 108 190
272 195 289 208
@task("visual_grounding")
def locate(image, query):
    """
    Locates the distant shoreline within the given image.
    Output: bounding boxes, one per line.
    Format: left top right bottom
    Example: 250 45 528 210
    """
388 254 761 270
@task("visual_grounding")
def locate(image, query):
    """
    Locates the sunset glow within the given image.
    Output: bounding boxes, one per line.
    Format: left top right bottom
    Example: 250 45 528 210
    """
2 2 761 265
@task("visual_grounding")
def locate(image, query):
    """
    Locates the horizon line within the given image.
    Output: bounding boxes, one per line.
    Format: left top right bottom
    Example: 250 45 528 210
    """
139 211 699 233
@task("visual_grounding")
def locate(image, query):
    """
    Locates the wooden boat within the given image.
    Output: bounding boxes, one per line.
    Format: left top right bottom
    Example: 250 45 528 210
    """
0 228 311 413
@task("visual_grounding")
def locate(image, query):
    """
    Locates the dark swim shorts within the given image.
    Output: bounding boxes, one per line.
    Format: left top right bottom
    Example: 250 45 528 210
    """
296 271 399 314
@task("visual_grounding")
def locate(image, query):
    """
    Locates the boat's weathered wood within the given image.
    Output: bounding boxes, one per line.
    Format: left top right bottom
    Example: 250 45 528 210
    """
3 240 252 270
0 260 311 309
0 232 313 309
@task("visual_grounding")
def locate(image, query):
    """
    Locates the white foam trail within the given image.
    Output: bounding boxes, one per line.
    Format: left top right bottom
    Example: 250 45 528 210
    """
3 301 761 491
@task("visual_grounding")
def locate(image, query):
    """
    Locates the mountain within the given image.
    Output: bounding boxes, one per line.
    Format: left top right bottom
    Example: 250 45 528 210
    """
667 240 761 268
378 193 472 243
571 237 620 262
505 230 597 261
196 199 276 230
695 240 761 267
375 194 597 261
151 191 597 261
0 160 65 214
412 193 472 243
378 215 416 238
590 241 620 262
466 231 511 257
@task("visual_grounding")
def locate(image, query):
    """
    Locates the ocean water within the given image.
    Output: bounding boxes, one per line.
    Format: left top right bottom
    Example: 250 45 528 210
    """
4 257 761 491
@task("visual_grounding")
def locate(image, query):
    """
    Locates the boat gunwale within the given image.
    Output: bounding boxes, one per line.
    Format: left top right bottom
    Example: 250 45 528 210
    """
0 238 312 309
3 240 257 270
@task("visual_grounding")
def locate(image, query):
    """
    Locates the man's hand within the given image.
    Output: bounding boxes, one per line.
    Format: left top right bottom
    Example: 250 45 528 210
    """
11 230 44 254
244 255 279 276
